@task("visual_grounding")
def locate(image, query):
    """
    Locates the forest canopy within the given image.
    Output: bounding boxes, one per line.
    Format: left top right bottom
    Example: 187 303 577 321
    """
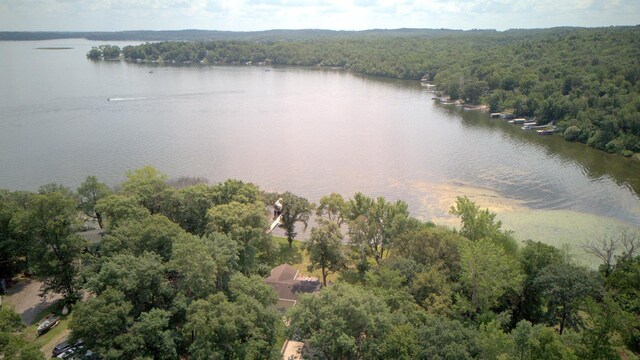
2 167 640 359
88 26 640 156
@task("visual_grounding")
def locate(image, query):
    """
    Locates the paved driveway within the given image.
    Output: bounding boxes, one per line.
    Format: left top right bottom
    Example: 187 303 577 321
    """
4 278 61 325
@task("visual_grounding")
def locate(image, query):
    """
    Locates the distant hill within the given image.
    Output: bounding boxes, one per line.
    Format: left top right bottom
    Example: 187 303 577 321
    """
0 28 494 42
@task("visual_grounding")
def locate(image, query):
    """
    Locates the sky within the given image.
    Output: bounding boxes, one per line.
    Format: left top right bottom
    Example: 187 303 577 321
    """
0 0 638 32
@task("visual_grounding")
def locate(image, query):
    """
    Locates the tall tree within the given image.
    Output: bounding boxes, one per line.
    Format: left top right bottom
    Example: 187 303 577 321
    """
287 283 394 360
207 201 271 274
210 179 260 205
0 190 31 281
77 175 111 229
459 238 524 313
347 193 411 262
304 220 348 286
121 166 176 215
512 240 565 325
18 192 85 304
101 213 186 262
316 192 347 226
70 288 135 359
175 183 216 236
449 196 518 255
86 252 174 315
95 194 150 229
276 192 312 248
169 234 218 300
184 293 281 360
534 263 603 335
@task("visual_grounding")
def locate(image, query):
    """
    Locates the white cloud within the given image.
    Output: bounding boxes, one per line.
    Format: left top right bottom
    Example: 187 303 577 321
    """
0 0 637 31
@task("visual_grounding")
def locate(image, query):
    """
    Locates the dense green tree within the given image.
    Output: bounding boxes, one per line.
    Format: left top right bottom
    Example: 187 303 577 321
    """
276 191 313 248
207 201 273 274
478 320 513 360
77 175 111 229
304 220 348 286
511 320 534 360
128 309 178 360
70 288 135 359
169 233 218 299
449 196 518 255
287 283 393 359
211 179 260 205
0 333 45 360
121 166 176 215
535 263 603 334
346 193 412 262
512 240 565 325
415 315 480 360
0 190 31 280
577 297 626 360
86 46 102 60
459 238 524 313
316 192 347 226
175 183 216 236
101 213 186 261
184 292 280 360
379 324 419 360
410 265 454 315
206 232 240 291
0 306 22 332
394 225 464 279
228 272 278 308
95 194 150 228
605 255 640 352
87 252 173 315
18 192 85 304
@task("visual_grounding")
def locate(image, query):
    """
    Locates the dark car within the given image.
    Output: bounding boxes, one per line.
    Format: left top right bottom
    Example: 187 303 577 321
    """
56 345 83 359
52 340 72 357
53 339 84 358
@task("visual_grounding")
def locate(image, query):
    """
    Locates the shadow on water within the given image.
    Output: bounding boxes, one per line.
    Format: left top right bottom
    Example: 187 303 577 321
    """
449 105 640 197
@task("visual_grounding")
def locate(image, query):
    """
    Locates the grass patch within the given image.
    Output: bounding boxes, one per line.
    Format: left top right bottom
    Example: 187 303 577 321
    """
273 236 342 284
21 299 72 351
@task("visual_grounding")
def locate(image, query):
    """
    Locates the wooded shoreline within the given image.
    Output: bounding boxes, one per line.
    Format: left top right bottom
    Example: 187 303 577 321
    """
83 26 640 159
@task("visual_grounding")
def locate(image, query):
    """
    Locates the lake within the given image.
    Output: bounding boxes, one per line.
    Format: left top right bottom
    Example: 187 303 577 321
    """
1 39 639 256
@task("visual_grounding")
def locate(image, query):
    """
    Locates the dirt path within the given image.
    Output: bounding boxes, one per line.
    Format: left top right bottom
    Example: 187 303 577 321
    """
4 278 61 325
41 328 70 359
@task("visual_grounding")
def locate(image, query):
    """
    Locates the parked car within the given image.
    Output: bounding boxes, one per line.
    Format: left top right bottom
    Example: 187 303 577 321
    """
36 314 60 335
53 339 83 357
57 345 83 359
53 340 72 357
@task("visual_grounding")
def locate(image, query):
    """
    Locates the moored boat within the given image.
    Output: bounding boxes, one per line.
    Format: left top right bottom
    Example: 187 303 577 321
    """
537 128 556 135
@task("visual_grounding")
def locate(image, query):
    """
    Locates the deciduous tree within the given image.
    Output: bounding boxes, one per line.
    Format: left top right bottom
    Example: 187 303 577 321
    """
19 192 84 304
459 238 523 313
77 175 111 229
305 220 347 286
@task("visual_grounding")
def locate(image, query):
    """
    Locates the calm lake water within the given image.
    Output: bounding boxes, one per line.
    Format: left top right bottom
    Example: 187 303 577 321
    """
1 39 640 234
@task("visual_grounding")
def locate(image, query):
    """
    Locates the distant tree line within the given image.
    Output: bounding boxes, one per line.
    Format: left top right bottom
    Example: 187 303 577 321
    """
2 166 640 359
89 26 640 156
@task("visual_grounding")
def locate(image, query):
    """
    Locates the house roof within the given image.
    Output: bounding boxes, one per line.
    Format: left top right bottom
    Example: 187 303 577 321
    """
266 264 299 283
265 264 321 303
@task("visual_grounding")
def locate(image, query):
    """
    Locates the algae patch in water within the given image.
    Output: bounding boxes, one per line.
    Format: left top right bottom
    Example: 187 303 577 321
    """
408 179 639 269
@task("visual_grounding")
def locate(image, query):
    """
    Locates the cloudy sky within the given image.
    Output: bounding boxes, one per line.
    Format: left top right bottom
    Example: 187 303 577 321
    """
1 0 638 32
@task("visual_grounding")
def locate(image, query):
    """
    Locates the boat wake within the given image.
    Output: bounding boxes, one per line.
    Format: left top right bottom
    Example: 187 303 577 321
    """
107 97 149 102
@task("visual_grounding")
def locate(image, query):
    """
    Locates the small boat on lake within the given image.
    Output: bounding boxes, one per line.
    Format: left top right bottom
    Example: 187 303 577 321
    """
522 124 547 130
537 128 556 135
